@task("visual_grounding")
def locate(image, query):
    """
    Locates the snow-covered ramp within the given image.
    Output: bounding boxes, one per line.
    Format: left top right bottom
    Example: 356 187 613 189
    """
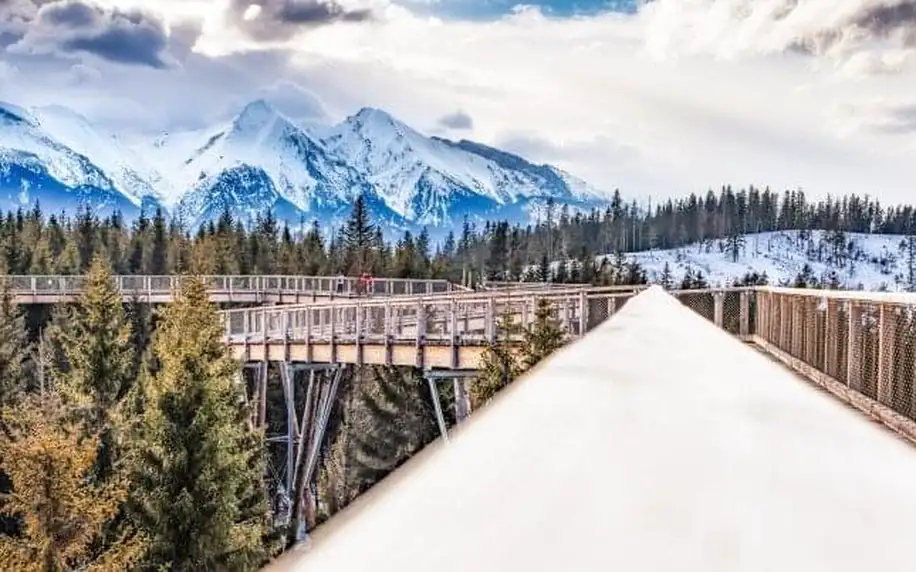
268 285 916 571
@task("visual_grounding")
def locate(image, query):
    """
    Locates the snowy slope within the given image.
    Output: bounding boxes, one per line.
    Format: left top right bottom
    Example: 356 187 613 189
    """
620 230 916 291
0 102 143 216
32 105 166 207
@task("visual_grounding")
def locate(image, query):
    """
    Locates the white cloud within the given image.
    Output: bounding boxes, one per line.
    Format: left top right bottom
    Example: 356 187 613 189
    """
5 0 916 205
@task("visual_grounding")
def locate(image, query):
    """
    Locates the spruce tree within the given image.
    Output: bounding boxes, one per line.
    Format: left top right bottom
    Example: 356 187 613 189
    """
59 256 133 482
352 366 438 489
0 283 29 539
0 285 28 403
343 194 376 276
130 276 271 570
521 298 567 370
471 311 522 409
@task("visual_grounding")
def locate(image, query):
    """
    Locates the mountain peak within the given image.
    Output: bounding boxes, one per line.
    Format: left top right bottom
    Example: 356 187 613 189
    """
231 99 282 135
349 106 410 132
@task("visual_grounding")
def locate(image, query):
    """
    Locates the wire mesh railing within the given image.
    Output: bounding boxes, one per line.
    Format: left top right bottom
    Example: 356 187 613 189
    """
755 287 916 427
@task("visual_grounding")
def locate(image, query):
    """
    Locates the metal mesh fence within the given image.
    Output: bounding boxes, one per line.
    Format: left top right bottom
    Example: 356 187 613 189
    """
676 291 716 323
756 290 916 425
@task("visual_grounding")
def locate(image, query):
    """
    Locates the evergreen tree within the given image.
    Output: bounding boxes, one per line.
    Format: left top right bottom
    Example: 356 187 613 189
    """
659 262 674 290
0 391 142 570
0 285 28 402
900 234 916 292
538 254 550 283
129 276 271 570
521 298 567 370
352 366 438 492
471 311 522 409
59 256 134 482
343 195 376 276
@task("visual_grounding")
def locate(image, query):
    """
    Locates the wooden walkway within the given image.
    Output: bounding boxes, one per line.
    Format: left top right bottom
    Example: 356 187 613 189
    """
1 275 455 304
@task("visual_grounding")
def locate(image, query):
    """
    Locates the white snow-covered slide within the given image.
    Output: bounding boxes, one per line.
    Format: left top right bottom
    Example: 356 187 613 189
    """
266 285 916 572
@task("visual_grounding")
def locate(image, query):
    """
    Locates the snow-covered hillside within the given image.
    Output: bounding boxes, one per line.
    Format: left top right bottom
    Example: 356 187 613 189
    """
0 99 610 234
621 231 916 291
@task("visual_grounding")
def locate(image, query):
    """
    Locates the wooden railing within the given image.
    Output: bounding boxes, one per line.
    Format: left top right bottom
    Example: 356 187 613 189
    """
0 275 454 302
753 287 916 442
220 286 755 346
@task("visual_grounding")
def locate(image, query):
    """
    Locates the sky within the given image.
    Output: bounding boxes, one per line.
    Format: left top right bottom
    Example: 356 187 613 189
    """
1 0 916 205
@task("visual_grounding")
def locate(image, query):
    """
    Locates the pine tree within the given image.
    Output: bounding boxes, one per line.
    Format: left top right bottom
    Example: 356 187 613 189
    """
0 391 142 570
0 285 28 403
659 262 674 290
343 194 376 276
538 254 550 282
352 366 438 492
59 256 134 482
521 298 567 370
129 276 271 570
471 311 522 409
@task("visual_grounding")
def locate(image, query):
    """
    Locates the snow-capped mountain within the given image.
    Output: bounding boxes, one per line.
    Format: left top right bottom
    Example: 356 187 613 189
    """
0 102 155 216
0 99 611 234
324 108 603 227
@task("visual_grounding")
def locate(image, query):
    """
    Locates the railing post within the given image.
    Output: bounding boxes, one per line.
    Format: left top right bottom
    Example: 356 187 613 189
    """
876 303 895 407
578 291 588 336
416 302 426 369
847 301 861 391
713 291 724 329
450 298 459 368
384 302 393 365
330 306 337 364
805 298 817 364
824 299 837 378
486 298 496 343
739 291 750 338
355 303 363 366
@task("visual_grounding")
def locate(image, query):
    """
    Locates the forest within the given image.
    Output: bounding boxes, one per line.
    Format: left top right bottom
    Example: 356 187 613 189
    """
0 186 913 289
1 184 916 568
0 201 568 570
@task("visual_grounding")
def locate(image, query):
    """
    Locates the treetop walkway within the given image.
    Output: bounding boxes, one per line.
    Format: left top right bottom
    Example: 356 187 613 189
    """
265 285 916 571
0 274 457 304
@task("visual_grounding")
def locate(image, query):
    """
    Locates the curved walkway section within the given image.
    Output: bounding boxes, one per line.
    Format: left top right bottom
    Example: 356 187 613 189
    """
267 286 916 572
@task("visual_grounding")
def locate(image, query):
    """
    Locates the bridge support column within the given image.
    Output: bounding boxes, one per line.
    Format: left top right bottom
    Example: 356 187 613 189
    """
424 369 479 442
258 362 343 544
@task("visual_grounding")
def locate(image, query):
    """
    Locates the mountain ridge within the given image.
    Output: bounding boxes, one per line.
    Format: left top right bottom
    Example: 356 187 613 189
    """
0 99 611 235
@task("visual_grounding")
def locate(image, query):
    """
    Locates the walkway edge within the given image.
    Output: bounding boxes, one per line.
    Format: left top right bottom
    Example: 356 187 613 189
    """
752 335 916 446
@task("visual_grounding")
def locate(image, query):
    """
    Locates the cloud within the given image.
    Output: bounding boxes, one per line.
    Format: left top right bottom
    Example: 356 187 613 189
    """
4 0 916 206
66 60 100 83
640 0 916 77
227 0 375 41
0 0 45 43
251 80 330 122
3 0 201 68
438 109 473 129
0 57 17 79
833 99 916 136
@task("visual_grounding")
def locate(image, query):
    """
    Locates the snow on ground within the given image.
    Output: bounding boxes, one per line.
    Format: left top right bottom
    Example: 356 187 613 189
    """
618 230 914 291
267 286 916 572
